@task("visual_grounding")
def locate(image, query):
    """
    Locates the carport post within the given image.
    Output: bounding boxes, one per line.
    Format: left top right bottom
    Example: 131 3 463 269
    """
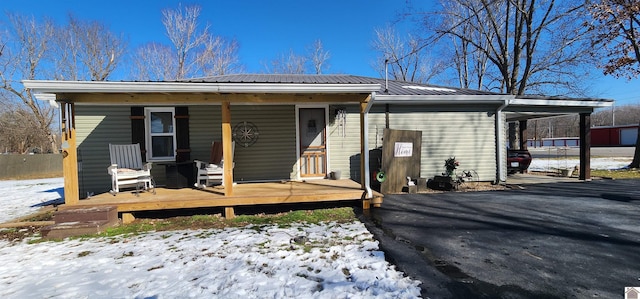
508 123 517 149
519 120 528 150
579 113 591 181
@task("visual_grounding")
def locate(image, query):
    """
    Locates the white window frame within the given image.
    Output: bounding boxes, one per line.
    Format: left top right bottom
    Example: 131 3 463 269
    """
144 107 177 162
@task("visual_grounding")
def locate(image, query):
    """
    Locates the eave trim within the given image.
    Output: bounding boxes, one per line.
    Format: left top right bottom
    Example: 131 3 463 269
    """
22 80 381 94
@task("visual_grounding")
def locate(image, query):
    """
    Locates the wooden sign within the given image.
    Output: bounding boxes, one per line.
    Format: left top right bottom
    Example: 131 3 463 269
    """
381 129 422 194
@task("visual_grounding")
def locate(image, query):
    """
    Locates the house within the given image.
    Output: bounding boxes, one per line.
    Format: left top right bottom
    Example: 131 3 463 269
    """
23 74 612 218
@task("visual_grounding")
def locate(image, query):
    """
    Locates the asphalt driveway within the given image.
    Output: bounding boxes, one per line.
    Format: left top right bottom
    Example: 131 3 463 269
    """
360 179 640 298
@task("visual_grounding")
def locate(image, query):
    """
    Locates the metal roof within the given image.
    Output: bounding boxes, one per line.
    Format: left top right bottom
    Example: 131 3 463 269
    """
183 74 504 97
185 74 613 112
24 74 613 113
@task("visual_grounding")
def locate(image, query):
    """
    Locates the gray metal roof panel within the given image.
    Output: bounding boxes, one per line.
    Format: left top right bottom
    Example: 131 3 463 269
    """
183 74 507 96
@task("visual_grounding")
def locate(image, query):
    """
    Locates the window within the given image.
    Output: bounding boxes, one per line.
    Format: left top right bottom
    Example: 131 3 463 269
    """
145 107 176 161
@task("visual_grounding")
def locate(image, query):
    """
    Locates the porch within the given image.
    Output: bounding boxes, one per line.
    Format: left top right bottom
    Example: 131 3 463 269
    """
58 179 383 222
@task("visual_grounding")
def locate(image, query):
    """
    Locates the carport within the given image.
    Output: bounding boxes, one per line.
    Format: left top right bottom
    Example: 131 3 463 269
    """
503 96 613 180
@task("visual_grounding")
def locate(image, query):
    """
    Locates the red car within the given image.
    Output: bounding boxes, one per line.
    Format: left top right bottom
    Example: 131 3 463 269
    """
507 149 532 174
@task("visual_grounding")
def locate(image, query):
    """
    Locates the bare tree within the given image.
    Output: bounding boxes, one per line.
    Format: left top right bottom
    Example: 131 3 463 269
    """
264 40 331 74
268 49 308 74
131 43 177 81
51 22 81 81
420 0 595 150
307 39 330 74
525 104 640 146
52 15 126 81
0 103 52 154
440 1 492 89
587 0 640 168
428 0 593 95
132 4 241 80
587 104 640 128
162 4 209 80
68 16 125 81
371 25 443 84
1 13 124 153
199 35 242 76
0 13 57 153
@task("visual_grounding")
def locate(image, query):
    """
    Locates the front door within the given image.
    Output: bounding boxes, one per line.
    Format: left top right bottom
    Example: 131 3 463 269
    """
298 107 327 178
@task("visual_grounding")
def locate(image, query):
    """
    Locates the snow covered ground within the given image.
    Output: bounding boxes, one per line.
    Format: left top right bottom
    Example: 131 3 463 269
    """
528 157 632 172
0 178 421 298
0 177 64 223
0 154 632 298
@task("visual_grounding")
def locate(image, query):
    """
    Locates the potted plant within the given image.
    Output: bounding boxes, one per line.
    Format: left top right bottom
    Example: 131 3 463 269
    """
444 157 459 177
428 157 459 191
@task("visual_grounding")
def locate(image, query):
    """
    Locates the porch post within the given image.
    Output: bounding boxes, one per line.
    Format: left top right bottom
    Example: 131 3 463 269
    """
221 101 234 196
61 102 79 205
359 101 370 209
360 94 376 208
360 102 367 190
579 113 591 181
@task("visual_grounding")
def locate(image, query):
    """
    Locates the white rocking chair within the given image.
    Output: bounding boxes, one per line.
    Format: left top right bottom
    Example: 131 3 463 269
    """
194 141 234 188
107 143 154 195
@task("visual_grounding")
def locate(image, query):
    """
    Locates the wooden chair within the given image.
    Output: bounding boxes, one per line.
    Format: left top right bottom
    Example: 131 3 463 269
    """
194 141 234 188
107 143 154 195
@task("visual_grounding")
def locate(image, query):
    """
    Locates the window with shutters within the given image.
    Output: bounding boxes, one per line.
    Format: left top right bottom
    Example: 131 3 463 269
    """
145 107 176 161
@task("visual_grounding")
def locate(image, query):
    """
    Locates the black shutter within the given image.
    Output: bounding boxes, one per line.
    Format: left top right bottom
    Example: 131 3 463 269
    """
175 106 190 162
130 107 146 162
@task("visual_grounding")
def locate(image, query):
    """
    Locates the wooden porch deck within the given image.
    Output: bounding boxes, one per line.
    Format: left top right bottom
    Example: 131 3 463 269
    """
59 179 383 219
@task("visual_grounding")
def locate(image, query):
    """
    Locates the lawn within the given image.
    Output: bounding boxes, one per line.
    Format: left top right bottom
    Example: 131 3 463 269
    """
591 168 640 179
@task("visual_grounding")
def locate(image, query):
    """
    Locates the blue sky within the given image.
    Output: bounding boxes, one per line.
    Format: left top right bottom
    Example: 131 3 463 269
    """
1 0 638 106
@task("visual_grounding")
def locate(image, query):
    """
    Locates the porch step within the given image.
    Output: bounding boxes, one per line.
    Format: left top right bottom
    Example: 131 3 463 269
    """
42 206 119 239
41 220 116 240
54 206 118 224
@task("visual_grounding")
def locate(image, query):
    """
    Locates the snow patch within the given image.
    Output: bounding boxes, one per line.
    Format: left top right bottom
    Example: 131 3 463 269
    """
529 157 632 172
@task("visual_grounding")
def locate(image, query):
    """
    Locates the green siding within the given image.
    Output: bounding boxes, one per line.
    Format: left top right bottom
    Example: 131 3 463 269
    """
328 104 498 183
189 106 222 164
190 105 297 182
76 102 498 197
235 105 297 181
76 105 131 196
388 105 497 182
77 104 298 195
327 105 385 181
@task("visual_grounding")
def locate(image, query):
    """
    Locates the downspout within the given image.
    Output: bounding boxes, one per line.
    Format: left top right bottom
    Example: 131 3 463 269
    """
495 98 510 184
363 92 376 199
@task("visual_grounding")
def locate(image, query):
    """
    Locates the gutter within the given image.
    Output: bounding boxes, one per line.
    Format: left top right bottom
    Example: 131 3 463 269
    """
510 98 613 108
374 94 512 104
363 92 376 199
22 80 381 94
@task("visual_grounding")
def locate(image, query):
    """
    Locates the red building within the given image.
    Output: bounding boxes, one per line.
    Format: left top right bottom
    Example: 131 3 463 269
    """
527 124 638 147
591 124 638 146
